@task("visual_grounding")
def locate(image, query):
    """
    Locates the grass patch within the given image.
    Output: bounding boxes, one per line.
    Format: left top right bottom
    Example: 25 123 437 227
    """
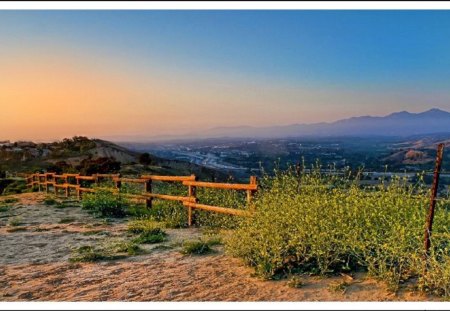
127 218 165 234
328 280 351 294
152 244 175 251
2 198 19 204
181 240 213 255
69 245 121 263
8 217 22 226
0 205 10 213
128 218 167 244
59 217 76 224
54 202 68 209
287 276 304 288
82 230 107 236
108 241 144 256
43 196 57 205
69 240 143 263
132 231 166 244
81 189 128 218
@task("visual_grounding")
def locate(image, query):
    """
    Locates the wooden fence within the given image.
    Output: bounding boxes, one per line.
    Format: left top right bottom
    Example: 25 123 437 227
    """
26 173 257 225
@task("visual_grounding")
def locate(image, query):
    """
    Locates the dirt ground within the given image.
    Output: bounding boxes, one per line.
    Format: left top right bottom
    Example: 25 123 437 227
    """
0 193 441 302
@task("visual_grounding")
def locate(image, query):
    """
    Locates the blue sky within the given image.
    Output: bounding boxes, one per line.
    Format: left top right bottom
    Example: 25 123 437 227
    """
1 10 450 140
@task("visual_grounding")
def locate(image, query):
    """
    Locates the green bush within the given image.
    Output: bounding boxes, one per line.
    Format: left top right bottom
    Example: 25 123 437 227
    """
133 231 166 244
81 189 128 218
225 166 450 296
43 196 57 205
146 200 188 228
3 197 18 204
181 240 213 255
3 180 27 195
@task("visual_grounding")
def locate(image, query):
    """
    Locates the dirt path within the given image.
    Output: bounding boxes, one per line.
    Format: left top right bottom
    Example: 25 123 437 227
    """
0 193 440 301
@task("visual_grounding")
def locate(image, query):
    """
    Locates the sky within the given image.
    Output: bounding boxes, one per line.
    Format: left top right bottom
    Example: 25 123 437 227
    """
1 10 450 141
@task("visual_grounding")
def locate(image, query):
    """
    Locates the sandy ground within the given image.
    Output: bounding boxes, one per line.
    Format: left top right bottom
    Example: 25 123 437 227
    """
0 193 440 302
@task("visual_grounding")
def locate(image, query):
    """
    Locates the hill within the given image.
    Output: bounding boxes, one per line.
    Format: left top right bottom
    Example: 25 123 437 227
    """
0 136 224 180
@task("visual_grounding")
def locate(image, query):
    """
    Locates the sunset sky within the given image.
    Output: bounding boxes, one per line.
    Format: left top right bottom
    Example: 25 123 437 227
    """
1 10 450 141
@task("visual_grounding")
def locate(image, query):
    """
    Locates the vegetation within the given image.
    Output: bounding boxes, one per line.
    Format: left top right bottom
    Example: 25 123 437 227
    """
8 217 22 227
127 218 167 244
69 240 143 262
1 180 27 195
43 196 57 205
2 197 18 204
181 238 222 255
225 166 450 296
181 240 213 255
81 189 128 218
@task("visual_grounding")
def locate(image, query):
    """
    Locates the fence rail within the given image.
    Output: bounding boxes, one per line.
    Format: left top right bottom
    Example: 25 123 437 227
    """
26 172 257 225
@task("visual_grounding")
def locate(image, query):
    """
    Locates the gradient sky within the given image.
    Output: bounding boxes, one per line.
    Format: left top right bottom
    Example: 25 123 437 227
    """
1 10 450 141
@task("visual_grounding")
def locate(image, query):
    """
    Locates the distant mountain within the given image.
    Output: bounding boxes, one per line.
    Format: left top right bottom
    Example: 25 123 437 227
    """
197 108 450 139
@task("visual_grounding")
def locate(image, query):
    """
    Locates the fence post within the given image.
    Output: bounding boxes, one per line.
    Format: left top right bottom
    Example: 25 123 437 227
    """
423 143 445 271
187 175 198 226
145 179 153 209
115 178 122 191
247 176 257 211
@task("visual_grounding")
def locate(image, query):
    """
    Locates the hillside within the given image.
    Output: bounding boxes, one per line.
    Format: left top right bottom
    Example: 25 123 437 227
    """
0 137 224 180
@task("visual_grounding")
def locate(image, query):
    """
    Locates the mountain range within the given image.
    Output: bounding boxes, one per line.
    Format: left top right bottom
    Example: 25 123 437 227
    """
102 108 450 143
200 108 450 139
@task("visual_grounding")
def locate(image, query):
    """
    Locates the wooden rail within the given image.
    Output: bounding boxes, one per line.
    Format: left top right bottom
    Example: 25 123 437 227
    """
26 172 257 226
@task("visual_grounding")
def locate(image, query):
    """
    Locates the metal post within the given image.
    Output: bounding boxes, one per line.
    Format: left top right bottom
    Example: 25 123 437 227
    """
145 179 152 209
423 143 445 264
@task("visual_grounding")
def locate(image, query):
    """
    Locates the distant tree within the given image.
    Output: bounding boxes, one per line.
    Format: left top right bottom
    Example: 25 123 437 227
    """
76 157 121 175
138 152 153 165
46 161 73 174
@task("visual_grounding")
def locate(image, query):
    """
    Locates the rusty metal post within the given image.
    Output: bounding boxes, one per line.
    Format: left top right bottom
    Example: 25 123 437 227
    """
423 143 445 265
296 162 303 193
145 179 153 209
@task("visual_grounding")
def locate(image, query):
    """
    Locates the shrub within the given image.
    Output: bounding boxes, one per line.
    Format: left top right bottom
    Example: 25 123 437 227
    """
3 180 27 195
59 217 76 224
133 231 166 244
128 218 167 244
8 217 22 226
127 218 165 234
69 245 117 262
43 197 57 205
181 240 213 255
81 189 128 218
225 166 450 296
146 200 188 228
3 198 18 204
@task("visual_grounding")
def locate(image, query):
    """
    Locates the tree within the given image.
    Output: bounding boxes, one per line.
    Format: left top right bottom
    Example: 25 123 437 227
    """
76 157 121 175
138 152 153 165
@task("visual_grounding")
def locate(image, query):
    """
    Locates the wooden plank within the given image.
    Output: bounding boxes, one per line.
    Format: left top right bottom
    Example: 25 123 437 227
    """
96 174 120 178
142 193 195 202
114 177 147 183
78 187 96 193
64 174 80 177
54 184 69 188
183 202 251 217
182 180 257 191
76 176 96 181
141 175 196 182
